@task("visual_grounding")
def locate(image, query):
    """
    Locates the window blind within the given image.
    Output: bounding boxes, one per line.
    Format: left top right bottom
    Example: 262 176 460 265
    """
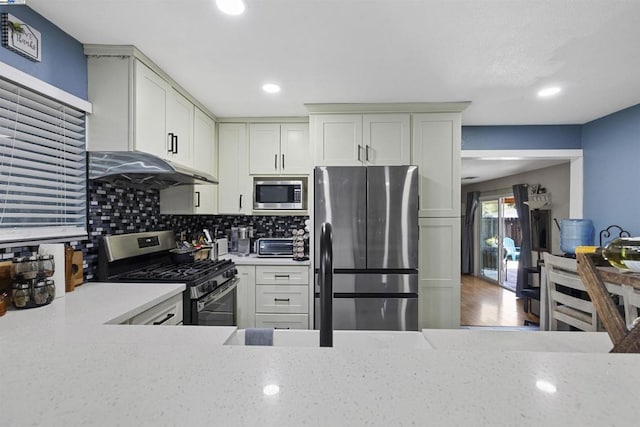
0 77 87 247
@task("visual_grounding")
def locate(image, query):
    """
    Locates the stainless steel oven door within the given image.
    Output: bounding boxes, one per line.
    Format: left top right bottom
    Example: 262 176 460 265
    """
195 277 239 326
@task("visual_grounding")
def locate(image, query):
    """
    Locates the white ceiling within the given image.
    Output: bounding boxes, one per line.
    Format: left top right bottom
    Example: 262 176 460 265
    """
25 0 640 183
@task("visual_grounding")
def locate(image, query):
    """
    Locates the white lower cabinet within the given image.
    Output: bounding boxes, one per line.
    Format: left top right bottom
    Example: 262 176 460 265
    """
254 265 309 285
236 265 256 329
255 314 309 329
127 293 183 325
235 263 311 329
255 265 309 329
256 285 309 314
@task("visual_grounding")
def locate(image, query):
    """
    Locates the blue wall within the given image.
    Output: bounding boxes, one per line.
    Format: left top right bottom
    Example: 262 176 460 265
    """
582 104 640 237
0 5 87 99
462 125 582 150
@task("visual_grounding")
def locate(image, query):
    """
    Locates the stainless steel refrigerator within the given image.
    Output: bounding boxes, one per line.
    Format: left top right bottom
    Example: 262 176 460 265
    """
314 165 419 331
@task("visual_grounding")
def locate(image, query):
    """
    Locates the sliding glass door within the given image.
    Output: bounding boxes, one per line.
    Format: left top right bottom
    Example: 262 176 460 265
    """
478 195 520 290
479 199 501 283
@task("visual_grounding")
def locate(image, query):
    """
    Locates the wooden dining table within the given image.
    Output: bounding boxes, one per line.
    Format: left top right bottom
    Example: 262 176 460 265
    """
577 253 640 353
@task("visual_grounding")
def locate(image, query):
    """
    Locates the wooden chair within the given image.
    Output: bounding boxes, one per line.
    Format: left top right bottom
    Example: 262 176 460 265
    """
543 253 598 331
622 284 640 329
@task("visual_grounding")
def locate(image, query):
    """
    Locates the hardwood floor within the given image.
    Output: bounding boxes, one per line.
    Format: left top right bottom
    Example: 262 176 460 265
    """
461 274 539 327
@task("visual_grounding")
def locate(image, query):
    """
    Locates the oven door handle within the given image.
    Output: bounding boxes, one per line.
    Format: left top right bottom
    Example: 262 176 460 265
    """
199 277 239 307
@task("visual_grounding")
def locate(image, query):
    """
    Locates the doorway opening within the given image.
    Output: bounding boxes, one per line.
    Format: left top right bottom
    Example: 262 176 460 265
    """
478 195 521 292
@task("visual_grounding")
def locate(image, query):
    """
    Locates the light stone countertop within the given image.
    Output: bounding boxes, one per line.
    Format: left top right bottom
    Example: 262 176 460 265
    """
2 282 640 426
422 328 614 353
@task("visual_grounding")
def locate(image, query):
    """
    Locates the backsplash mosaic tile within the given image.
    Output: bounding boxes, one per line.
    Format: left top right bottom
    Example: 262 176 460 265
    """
164 214 309 241
1 180 309 281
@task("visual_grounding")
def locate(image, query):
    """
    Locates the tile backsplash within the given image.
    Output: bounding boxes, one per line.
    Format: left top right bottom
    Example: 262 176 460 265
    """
1 181 309 281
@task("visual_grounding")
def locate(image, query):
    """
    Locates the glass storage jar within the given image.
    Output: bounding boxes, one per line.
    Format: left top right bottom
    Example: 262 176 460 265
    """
12 281 31 309
38 254 55 278
11 256 39 281
33 280 49 305
45 279 56 303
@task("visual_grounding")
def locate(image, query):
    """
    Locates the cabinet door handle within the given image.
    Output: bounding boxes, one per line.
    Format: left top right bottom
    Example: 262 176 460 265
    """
167 133 175 153
274 298 291 302
195 191 201 208
173 134 179 154
153 313 175 325
274 274 290 279
282 154 285 170
357 144 362 161
274 154 278 170
239 194 243 209
365 145 371 162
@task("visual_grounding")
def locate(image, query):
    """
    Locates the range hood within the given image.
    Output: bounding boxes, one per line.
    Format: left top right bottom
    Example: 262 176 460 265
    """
88 151 218 190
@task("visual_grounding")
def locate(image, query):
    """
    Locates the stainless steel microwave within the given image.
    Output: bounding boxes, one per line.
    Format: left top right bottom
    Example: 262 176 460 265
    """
253 179 305 210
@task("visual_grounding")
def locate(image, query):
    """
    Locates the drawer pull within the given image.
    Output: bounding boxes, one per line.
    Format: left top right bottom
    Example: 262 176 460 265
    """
274 298 291 302
153 313 175 325
274 274 290 279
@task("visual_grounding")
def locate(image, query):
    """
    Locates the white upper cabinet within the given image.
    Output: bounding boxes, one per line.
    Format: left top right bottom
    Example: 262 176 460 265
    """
312 113 410 166
312 114 363 166
218 123 251 215
159 107 217 215
280 124 311 174
86 47 213 176
193 108 217 214
134 59 169 160
411 112 461 218
362 114 410 165
249 124 280 174
160 185 217 215
135 60 194 168
165 88 194 168
249 123 310 175
193 107 217 178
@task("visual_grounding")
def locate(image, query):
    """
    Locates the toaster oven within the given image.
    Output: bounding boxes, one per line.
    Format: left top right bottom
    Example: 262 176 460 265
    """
257 238 294 257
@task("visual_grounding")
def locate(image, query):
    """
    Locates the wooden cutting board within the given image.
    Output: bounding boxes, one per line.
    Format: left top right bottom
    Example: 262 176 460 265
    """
0 261 11 294
71 251 83 286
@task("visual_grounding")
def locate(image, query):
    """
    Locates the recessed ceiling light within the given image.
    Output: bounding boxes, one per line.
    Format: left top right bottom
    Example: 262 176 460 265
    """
216 0 245 16
537 86 562 98
263 384 280 396
262 83 281 94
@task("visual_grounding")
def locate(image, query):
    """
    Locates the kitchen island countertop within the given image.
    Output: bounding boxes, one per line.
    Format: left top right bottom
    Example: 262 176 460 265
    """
1 282 639 426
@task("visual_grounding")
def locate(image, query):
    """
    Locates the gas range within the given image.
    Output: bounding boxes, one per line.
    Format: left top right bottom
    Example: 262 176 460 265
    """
112 258 237 299
98 231 238 326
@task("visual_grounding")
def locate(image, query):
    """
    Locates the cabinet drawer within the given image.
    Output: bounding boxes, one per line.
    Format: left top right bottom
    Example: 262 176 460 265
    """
130 293 183 325
255 266 309 285
256 285 309 314
255 313 308 329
